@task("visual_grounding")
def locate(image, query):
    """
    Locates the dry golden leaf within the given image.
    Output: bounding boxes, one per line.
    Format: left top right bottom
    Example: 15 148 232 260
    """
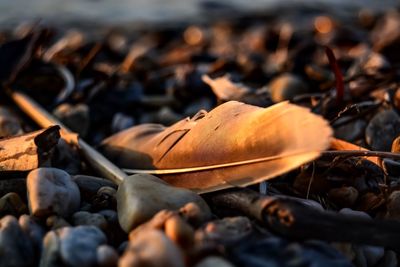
202 74 251 101
330 138 379 165
101 101 333 193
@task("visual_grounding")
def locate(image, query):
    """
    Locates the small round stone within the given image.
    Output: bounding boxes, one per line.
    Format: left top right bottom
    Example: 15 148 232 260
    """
46 215 71 230
27 168 81 218
59 226 107 267
119 229 185 267
268 73 308 103
0 216 34 267
72 211 108 230
365 109 400 151
164 215 194 248
0 192 28 217
194 256 235 267
97 245 119 267
328 186 359 207
385 191 400 220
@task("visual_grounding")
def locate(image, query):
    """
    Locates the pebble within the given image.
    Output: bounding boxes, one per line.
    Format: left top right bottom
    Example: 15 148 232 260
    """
348 52 390 76
164 214 195 248
356 192 385 212
27 168 81 218
199 216 253 245
362 246 385 267
91 186 117 211
98 209 126 247
194 256 235 267
0 107 23 138
129 209 176 239
57 226 107 267
0 178 27 198
385 191 400 220
40 226 107 267
19 215 45 254
365 109 400 151
73 175 117 201
53 139 82 175
377 250 398 267
98 209 119 224
39 230 62 267
334 118 367 142
230 236 353 267
268 73 308 103
119 229 185 267
0 216 34 267
382 159 400 176
96 245 119 267
72 211 108 230
116 173 211 232
53 103 90 137
339 208 371 219
0 192 28 217
111 112 135 134
179 202 210 227
328 186 359 207
46 215 71 230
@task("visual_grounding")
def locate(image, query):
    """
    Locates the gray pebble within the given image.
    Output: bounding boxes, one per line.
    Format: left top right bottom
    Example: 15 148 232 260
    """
365 109 400 151
0 178 27 199
0 107 23 138
73 175 117 201
97 245 119 267
335 118 367 142
27 168 81 218
111 113 135 134
0 192 28 217
72 211 108 230
46 215 71 230
268 73 308 103
60 226 107 267
194 256 235 267
39 230 64 267
0 216 34 267
92 186 117 210
117 173 211 232
362 246 385 267
382 159 400 176
53 103 90 137
19 215 45 254
339 208 371 219
98 209 118 224
377 250 398 267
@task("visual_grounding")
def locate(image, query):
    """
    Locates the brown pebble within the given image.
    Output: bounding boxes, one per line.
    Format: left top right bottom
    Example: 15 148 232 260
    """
97 245 119 267
328 186 359 207
46 215 70 230
164 214 195 248
385 191 400 220
120 229 185 267
0 192 28 217
179 202 209 227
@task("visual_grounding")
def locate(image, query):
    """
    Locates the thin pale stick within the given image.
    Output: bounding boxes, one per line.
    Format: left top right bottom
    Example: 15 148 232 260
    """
9 90 127 185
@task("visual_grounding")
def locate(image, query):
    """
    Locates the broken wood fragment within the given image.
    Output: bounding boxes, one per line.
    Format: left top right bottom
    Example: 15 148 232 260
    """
0 126 60 171
207 188 400 251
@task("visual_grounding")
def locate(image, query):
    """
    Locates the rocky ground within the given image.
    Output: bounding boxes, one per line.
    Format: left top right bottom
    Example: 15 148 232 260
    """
1 4 400 267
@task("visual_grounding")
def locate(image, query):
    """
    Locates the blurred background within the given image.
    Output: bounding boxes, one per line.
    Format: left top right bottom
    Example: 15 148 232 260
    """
0 0 398 29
